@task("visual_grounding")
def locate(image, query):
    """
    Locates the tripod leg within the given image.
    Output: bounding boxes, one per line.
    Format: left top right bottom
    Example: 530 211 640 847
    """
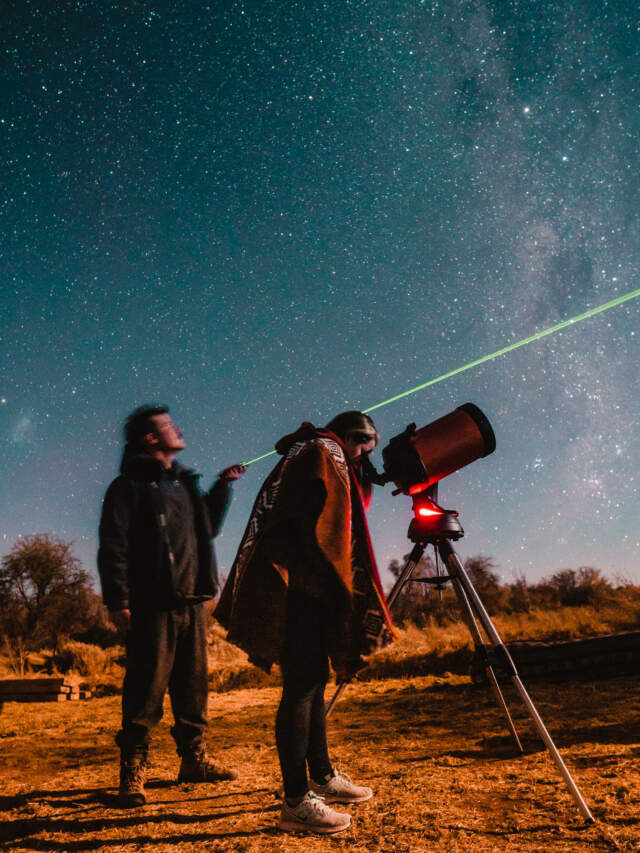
439 540 595 824
450 575 523 753
486 666 523 752
510 673 595 822
325 682 346 717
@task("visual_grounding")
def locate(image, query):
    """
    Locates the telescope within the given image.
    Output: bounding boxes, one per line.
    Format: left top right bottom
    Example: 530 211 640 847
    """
379 402 496 495
329 402 595 824
374 402 496 540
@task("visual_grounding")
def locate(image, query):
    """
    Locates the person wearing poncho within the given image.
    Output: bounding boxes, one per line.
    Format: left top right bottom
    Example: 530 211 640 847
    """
216 411 394 835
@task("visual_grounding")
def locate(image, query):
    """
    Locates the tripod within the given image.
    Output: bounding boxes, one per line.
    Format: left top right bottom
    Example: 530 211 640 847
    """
326 492 595 824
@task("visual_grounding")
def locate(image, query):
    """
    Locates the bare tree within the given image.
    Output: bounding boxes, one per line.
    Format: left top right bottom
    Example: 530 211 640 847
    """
463 555 507 614
0 534 97 650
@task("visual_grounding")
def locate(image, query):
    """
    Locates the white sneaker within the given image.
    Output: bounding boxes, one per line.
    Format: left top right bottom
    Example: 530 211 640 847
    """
310 769 373 803
278 791 351 834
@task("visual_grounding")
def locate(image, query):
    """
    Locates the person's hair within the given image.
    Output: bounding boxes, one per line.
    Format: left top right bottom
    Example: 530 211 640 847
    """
124 404 169 450
324 410 379 444
119 405 169 471
325 411 384 500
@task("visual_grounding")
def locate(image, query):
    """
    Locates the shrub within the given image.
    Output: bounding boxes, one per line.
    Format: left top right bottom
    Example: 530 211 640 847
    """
385 554 629 626
54 640 124 689
531 567 614 609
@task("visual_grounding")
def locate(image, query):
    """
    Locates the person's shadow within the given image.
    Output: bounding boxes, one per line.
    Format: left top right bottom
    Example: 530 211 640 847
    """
0 784 279 849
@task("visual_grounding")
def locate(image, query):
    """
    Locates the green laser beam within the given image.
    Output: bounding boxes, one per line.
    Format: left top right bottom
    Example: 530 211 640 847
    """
242 286 640 466
363 286 640 412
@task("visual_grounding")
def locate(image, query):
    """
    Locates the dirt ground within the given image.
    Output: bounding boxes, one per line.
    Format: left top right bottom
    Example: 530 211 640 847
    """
1 673 639 852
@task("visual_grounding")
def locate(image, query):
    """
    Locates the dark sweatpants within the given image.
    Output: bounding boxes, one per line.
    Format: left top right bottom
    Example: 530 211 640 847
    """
116 603 208 758
276 594 334 798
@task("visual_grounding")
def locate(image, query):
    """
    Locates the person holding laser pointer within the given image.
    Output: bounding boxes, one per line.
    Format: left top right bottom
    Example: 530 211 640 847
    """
98 405 246 807
216 411 394 835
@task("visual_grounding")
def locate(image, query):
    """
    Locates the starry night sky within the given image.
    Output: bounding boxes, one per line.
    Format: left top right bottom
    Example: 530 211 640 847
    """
2 1 639 590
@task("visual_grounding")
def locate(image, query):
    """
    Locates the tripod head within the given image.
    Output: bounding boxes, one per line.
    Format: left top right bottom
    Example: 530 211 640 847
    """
408 492 464 543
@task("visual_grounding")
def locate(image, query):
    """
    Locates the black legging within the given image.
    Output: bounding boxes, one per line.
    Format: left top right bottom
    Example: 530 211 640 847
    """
276 593 334 798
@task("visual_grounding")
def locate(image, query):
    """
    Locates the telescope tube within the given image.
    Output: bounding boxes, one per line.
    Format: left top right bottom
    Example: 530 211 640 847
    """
382 403 496 494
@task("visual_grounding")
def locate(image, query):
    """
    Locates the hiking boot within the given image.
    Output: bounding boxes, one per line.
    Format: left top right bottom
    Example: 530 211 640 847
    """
177 745 238 783
310 769 373 803
278 791 351 835
118 756 147 807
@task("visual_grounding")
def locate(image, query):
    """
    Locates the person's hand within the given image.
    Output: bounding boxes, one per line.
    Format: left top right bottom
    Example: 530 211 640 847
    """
220 464 247 481
110 609 131 633
332 655 366 683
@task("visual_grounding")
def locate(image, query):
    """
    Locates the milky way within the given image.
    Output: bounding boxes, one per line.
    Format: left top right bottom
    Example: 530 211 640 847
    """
1 1 638 587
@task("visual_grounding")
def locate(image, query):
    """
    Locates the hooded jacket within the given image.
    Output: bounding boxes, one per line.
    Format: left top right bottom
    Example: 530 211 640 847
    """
98 454 231 612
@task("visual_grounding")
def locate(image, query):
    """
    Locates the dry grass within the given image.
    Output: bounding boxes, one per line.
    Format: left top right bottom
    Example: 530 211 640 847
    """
1 672 639 851
2 602 640 850
3 601 639 699
206 623 281 693
5 602 635 697
336 602 640 684
2 603 639 849
53 641 125 691
491 600 640 642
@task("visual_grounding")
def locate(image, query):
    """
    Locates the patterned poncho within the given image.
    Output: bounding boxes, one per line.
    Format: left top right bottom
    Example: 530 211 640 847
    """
215 423 394 678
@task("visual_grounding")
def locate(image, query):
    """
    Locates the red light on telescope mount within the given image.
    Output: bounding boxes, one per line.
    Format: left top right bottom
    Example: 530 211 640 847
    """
408 495 463 542
417 504 442 518
412 496 449 519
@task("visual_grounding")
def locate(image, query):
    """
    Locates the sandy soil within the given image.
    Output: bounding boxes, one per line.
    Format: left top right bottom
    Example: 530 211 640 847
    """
1 673 639 852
